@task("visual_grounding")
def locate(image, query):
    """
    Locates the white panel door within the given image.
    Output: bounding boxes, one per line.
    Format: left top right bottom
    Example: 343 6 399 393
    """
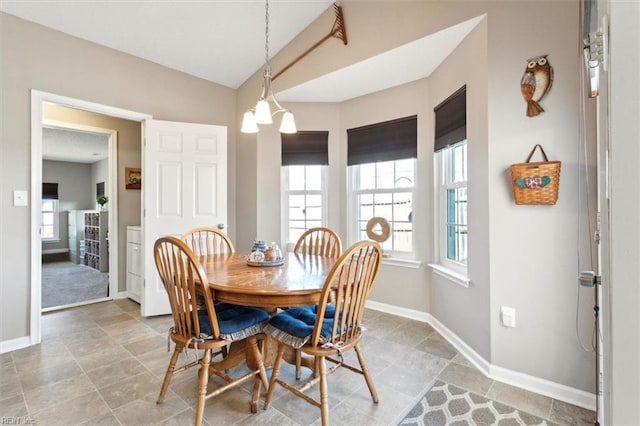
143 119 227 316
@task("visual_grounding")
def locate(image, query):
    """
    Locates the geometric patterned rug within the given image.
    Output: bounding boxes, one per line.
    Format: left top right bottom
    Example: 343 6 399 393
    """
398 380 557 426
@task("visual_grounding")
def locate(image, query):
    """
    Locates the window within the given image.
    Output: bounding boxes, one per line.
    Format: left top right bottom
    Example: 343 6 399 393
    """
42 182 60 241
437 142 467 267
280 131 329 247
282 165 326 245
432 85 468 281
350 159 415 255
347 115 417 257
42 199 59 240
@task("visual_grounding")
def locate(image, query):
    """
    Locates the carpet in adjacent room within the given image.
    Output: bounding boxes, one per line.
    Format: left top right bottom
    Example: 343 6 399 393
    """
42 260 109 308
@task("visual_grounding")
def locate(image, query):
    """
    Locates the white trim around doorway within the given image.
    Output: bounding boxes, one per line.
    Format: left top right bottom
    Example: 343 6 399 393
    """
30 90 152 346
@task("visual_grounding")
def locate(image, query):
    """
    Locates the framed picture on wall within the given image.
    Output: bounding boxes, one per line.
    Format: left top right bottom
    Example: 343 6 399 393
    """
125 167 141 190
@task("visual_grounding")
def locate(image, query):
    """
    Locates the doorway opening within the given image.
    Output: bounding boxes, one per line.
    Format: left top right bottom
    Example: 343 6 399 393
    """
41 122 115 311
30 90 151 345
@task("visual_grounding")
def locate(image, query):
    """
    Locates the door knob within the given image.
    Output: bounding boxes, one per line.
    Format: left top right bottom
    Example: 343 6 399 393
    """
217 223 225 230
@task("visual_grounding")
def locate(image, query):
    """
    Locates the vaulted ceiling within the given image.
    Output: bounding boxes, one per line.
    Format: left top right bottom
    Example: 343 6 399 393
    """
2 1 480 162
1 1 480 102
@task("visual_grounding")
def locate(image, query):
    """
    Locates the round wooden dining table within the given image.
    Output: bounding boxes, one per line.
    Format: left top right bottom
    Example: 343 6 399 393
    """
199 251 336 309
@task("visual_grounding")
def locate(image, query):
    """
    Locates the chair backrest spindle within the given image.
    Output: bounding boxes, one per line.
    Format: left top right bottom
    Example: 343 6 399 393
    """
182 227 234 257
294 227 342 259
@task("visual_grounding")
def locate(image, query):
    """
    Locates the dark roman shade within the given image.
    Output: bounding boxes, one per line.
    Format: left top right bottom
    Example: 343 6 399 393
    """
42 182 59 200
347 115 417 166
281 131 329 166
434 85 466 152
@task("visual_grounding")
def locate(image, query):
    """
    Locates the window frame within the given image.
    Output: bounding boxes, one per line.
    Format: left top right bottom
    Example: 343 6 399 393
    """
41 198 60 241
434 141 468 278
281 164 328 250
347 158 416 259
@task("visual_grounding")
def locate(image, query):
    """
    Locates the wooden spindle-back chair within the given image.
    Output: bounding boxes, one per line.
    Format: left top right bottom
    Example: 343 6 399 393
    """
154 236 269 425
264 240 382 426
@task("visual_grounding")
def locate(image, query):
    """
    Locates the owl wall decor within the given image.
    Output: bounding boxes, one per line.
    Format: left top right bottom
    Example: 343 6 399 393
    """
520 55 553 117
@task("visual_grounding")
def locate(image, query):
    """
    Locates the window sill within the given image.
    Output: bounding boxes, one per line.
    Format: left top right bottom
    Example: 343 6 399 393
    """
382 257 422 269
428 263 470 288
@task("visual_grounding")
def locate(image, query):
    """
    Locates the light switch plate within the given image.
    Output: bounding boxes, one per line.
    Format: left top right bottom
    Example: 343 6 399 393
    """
13 190 28 206
501 306 516 328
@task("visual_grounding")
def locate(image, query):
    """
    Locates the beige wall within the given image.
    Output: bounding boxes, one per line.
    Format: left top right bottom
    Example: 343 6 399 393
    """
0 12 237 342
484 2 596 391
238 0 596 395
426 19 491 361
43 104 143 294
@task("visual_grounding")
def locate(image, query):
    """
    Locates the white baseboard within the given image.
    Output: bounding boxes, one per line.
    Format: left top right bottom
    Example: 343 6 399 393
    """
116 291 130 299
0 336 31 354
426 312 492 376
366 300 431 323
42 248 69 254
365 300 596 411
489 365 596 411
4 294 133 354
117 291 141 304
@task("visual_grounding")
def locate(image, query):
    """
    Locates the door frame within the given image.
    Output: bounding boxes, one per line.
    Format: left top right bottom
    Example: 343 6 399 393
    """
30 90 151 344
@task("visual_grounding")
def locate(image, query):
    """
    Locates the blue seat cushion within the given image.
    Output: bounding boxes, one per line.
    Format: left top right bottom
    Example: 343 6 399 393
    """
197 305 269 341
263 305 338 349
214 302 240 313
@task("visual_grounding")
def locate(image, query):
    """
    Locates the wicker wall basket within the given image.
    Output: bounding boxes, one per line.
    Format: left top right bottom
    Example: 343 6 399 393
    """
510 144 561 205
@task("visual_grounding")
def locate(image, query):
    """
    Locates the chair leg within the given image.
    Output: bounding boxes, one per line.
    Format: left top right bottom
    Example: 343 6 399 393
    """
157 344 182 404
318 356 329 426
354 344 379 403
295 348 302 380
314 355 321 378
248 336 268 413
264 343 285 409
257 337 269 389
195 349 212 426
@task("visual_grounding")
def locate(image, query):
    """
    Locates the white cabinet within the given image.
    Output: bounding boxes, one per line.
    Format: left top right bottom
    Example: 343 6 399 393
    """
126 226 143 303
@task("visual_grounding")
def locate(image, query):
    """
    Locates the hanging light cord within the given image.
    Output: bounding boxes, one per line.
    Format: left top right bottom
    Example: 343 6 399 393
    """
262 0 284 112
575 40 597 354
264 0 270 65
575 20 601 424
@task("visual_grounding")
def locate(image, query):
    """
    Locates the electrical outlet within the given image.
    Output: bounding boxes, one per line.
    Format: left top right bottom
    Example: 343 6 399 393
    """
501 306 516 328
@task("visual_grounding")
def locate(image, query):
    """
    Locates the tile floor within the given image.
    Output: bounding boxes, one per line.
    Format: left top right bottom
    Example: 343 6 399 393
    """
0 298 595 425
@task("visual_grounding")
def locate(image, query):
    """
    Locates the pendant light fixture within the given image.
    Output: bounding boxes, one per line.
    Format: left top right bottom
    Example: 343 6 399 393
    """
241 0 296 134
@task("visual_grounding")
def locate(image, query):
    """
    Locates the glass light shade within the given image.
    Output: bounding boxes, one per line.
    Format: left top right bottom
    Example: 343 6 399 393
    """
279 111 297 134
254 100 273 124
241 111 259 133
